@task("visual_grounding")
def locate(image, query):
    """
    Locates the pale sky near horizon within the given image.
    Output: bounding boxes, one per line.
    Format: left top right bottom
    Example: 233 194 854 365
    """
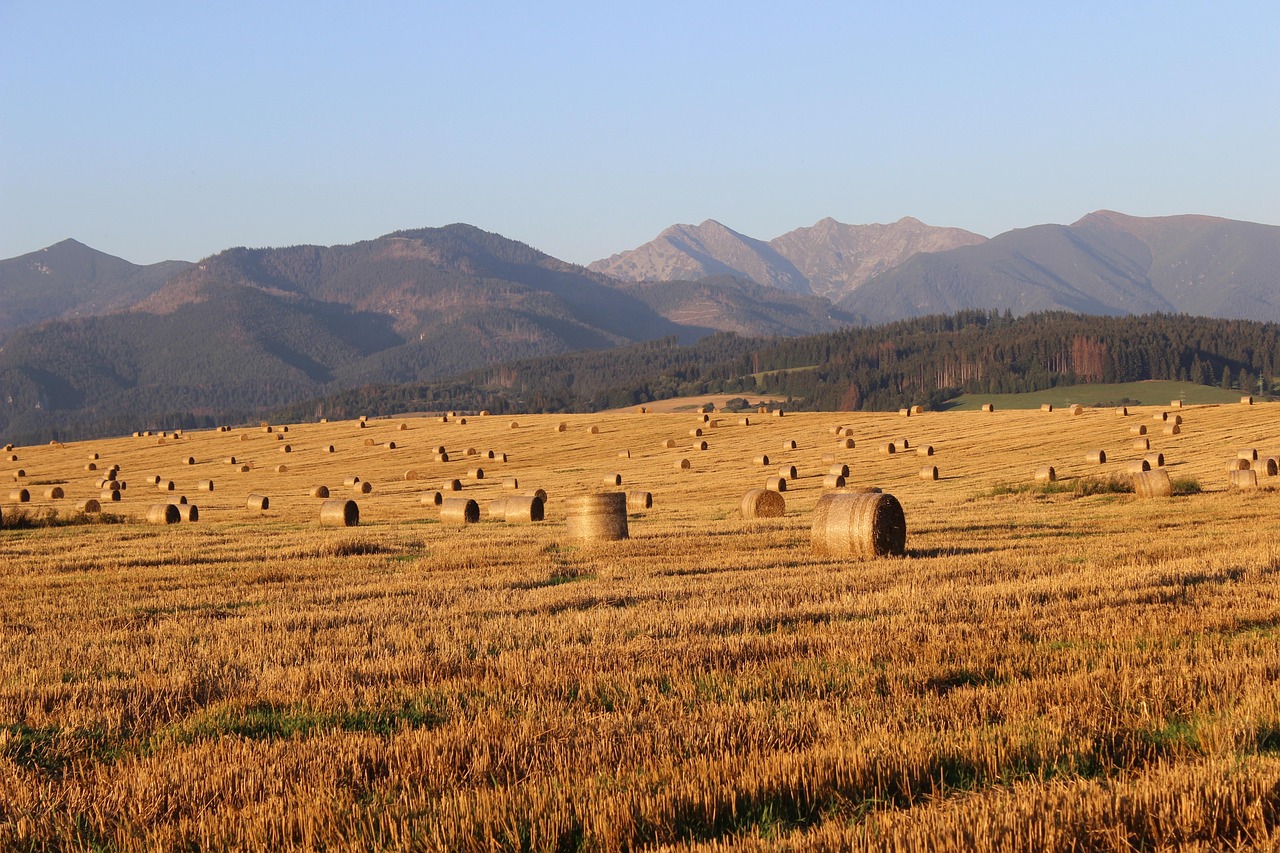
2 1 1277 265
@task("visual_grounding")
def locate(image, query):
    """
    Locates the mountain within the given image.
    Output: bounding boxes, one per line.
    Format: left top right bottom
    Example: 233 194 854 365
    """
618 275 858 337
589 216 986 300
0 239 191 336
839 211 1280 323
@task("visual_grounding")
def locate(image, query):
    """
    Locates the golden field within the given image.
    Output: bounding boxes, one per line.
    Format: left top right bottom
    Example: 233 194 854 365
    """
2 401 1279 851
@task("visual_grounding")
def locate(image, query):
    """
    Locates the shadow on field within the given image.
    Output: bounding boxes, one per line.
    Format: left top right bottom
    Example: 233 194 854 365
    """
907 546 991 558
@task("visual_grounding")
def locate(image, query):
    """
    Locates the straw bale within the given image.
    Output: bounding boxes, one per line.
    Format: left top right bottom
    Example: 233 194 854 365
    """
386 441 397 450
828 464 850 478
240 434 249 442
752 453 771 466
274 435 284 442
689 428 703 437
510 421 520 429
1034 466 1056 482
197 480 214 492
838 438 855 449
740 488 785 519
738 417 750 426
829 426 843 435
420 490 443 506
917 445 934 457
898 408 911 417
981 404 995 412
1087 450 1106 464
565 492 628 541
465 448 477 456
1133 438 1150 451
899 439 911 449
1130 425 1147 436
274 465 288 474
444 479 462 491
502 476 519 490
1170 400 1183 408
100 489 121 502
603 473 623 487
693 440 708 451
555 423 567 432
434 452 449 463
183 456 196 465
363 438 376 447
279 445 291 454
675 458 691 470
589 425 599 434
247 494 269 510
10 470 24 480
523 488 549 503
663 439 677 449
504 495 545 523
920 466 939 480
311 485 330 498
1241 396 1254 405
82 499 101 513
1171 414 1183 425
637 407 647 414
147 504 180 524
44 486 64 499
177 504 199 522
88 452 99 460
355 481 373 494
1143 452 1165 468
404 469 420 481
778 465 798 479
1040 404 1053 412
774 410 785 417
912 405 924 415
1127 460 1152 474
1164 424 1181 436
440 498 479 524
158 480 175 491
1133 468 1172 498
1227 459 1250 472
811 492 907 558
466 467 484 480
237 464 251 473
823 473 846 489
1069 404 1084 415
617 450 631 459
766 476 787 492
782 440 797 450
1261 457 1279 477
343 476 361 487
494 453 508 463
626 491 652 512
1115 406 1128 416
224 456 237 465
880 443 896 455
1230 469 1258 489
1238 448 1259 461
320 499 359 527
1153 412 1168 422
85 462 97 472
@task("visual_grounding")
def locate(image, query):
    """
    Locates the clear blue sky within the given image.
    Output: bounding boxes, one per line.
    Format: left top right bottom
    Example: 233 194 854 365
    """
2 1 1277 265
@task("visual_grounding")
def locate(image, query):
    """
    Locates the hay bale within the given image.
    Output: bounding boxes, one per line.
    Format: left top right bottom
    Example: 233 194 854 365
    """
920 466 939 481
828 463 850 478
602 473 623 487
85 462 97 472
385 441 397 450
823 473 846 489
1163 424 1181 436
1170 400 1183 408
1040 404 1053 412
466 467 484 480
981 403 995 412
523 488 549 503
1133 468 1172 498
1171 414 1183 425
464 448 478 457
1115 406 1128 416
1230 469 1258 489
691 440 707 451
183 456 196 465
555 423 567 433
917 445 934 457
399 423 409 431
766 476 787 493
363 438 376 447
404 469 420 481
740 488 785 519
320 499 359 527
1144 452 1165 468
626 491 652 512
811 492 907 558
420 490 443 506
502 476 519 490
197 480 214 492
689 427 703 438
237 464 251 473
178 504 199 522
44 486 65 500
1087 450 1106 464
510 421 520 429
11 469 25 479
663 439 677 449
1237 449 1258 461
1130 425 1147 436
1261 457 1279 477
912 405 924 415
147 504 180 524
1133 438 1151 451
1127 460 1152 474
343 476 361 487
753 454 770 466
274 464 288 474
158 480 175 492
504 495 545 523
1034 466 1056 483
1241 396 1254 405
565 493 629 542
778 464 798 479
444 479 462 491
247 494 269 511
280 445 291 454
485 497 510 519
899 439 911 450
441 497 479 524
898 408 911 417
880 443 896 455
355 481 373 494
434 452 449 463
82 499 101 513
782 440 797 450
617 450 631 460
837 438 855 449
311 485 330 498
100 489 122 502
1153 412 1169 422
1069 404 1084 416
589 425 600 435
738 417 750 426
1227 459 1250 472
240 434 249 442
675 458 691 471
224 456 237 465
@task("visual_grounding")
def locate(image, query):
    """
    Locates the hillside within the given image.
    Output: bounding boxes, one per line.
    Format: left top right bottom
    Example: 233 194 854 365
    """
618 275 858 337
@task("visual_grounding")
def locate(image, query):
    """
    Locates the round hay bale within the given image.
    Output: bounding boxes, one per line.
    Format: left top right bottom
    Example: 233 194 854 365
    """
823 473 846 489
510 421 520 429
1087 450 1106 464
1040 404 1053 413
1114 406 1128 416
778 464 798 479
311 485 330 498
1171 414 1183 425
494 453 508 463
1130 425 1147 436
911 405 924 415
523 488 549 503
82 499 101 513
880 443 896 455
637 407 647 414
898 408 911 417
917 445 934 457
247 494 269 511
782 440 797 450
1227 459 1250 472
85 462 97 472
100 489 121 502
1163 424 1181 436
441 497 480 525
384 441 397 450
183 456 196 465
88 452 99 461
920 466 939 481
1237 448 1258 461
404 469 420 481
1144 452 1164 468
1034 466 1056 483
675 458 691 471
147 475 162 485
663 439 677 449
899 439 911 450
320 499 359 527
360 416 368 424
194 479 213 492
158 480 175 491
565 493 628 542
1133 468 1172 497
811 492 907 558
766 476 787 493
106 468 118 480
982 403 995 412
589 425 600 434
97 479 117 490
155 438 166 446
689 428 703 437
1127 460 1152 474
240 433 249 442
280 445 291 454
555 423 567 433
399 422 409 431
773 410 785 417
700 414 711 424
178 504 199 522
603 473 622 487
485 497 510 519
753 454 770 466
224 456 237 465
434 452 449 463
1170 400 1183 408
326 445 336 453
504 495 545 523
820 452 837 464
1241 396 1254 405
363 438 376 447
443 479 462 491
828 463 850 478
44 486 65 500
1068 404 1084 416
1133 438 1151 451
838 438 855 449
147 504 180 524
343 476 361 487
1230 469 1258 489
626 491 652 512
11 469 25 479
829 426 844 435
262 425 273 433
1261 457 1279 477
1153 412 1169 422
740 488 785 519
617 450 631 460
420 490 443 506
465 448 478 457
355 481 373 494
693 440 708 451
738 417 751 426
237 464 251 473
274 464 288 474
466 467 484 480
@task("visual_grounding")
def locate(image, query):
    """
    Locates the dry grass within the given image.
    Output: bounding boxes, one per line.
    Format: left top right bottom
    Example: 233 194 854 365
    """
2 405 1280 850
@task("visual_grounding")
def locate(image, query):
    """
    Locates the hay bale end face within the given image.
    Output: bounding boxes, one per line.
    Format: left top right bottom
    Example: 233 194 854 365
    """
1261 457 1280 477
899 408 911 417
1130 425 1147 436
311 485 330 498
100 490 122 503
880 443 896 455
356 481 373 494
440 498 479 524
838 438 855 449
82 499 101 514
626 491 652 512
274 465 287 474
1068 404 1084 416
555 423 567 433
320 499 359 527
811 491 907 558
445 479 462 491
740 488 785 519
565 492 629 542
420 490 443 506
693 440 708 451
981 403 995 412
147 504 181 524
1164 424 1181 436
675 458 691 471
1230 469 1259 490
247 494 269 511
44 486 65 500
178 504 199 522
917 445 934 457
404 470 420 481
690 428 703 437
662 439 678 449
504 495 545 523
1133 468 1172 497
589 425 600 435
1034 466 1056 483
523 488 549 503
184 456 196 465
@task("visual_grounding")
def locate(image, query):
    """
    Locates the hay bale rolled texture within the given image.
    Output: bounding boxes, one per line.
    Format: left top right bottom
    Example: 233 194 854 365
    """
1227 459 1250 472
1237 449 1258 461
466 467 484 480
1261 457 1279 477
565 493 628 542
320 499 359 527
675 459 691 471
828 464 850 478
1230 469 1258 490
838 438 855 449
693 440 708 451
1133 468 1172 497
247 494 269 510
404 470 420 481
178 504 199 522
440 498 479 524
626 491 652 512
1040 404 1053 413
1068 404 1084 415
588 425 599 435
919 466 939 481
147 504 180 524
356 481 373 494
663 439 677 449
1087 450 1106 464
311 485 330 498
44 486 65 499
502 476 519 490
1130 425 1147 436
1164 424 1181 436
740 488 785 519
1034 466 1056 483
555 423 567 433
766 476 787 492
82 499 101 513
85 462 97 472
811 492 907 558
274 465 288 474
504 495 545 523
523 488 549 503
782 440 797 450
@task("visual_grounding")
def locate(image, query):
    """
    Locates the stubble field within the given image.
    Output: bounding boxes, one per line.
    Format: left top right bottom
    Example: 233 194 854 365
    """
2 402 1279 850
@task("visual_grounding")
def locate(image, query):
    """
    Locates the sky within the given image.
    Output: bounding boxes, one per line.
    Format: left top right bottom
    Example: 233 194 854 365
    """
2 1 1278 265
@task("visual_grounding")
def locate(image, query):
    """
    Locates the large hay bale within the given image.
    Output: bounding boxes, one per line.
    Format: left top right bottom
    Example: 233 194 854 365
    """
911 405 924 415
1115 406 1128 416
343 476 361 487
603 473 622 487
1087 450 1106 464
738 417 750 426
589 425 600 435
1068 404 1084 416
626 491 652 512
1170 400 1183 408
828 463 850 478
1127 460 1152 474
183 456 196 465
675 458 691 471
311 485 330 498
320 499 359 527
1237 448 1258 461
689 428 703 437
811 492 907 558
100 489 121 503
778 464 798 479
363 438 376 447
44 486 64 500
224 456 237 465
434 452 449 463
158 480 175 492
617 450 631 460
565 493 628 542
440 498 479 524
280 445 291 454
1133 438 1151 451
1153 412 1169 422
920 466 939 481
700 414 711 424
1144 452 1165 468
420 490 443 506
147 504 180 524
1130 425 1147 436
1230 469 1258 489
1034 466 1056 483
753 454 770 466
740 488 785 519
509 421 520 429
1261 457 1279 477
464 448 477 457
237 464 251 473
555 423 567 432
1133 468 1172 498
981 403 995 412
147 475 162 485
766 476 787 493
662 438 677 449
82 499 101 513
823 473 846 489
247 494 269 511
504 495 545 523
489 497 512 518
178 504 199 522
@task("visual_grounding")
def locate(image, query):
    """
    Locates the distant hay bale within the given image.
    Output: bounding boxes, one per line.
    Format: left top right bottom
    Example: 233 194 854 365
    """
1133 468 1172 498
811 492 907 558
555 423 567 432
240 434 249 442
158 480 175 491
237 464 251 473
617 450 631 459
494 453 508 463
675 458 691 471
502 476 519 490
510 421 520 429
1034 466 1056 483
504 495 545 523
738 417 750 426
589 425 600 434
1127 460 1152 474
85 462 97 472
1115 407 1128 416
1227 459 1250 472
693 440 708 451
1171 414 1183 425
44 486 64 500
155 438 167 446
917 445 934 457
441 498 480 524
565 493 628 542
778 464 798 479
689 428 703 437
1230 469 1258 489
1163 424 1181 436
899 438 911 450
311 485 330 498
982 404 995 412
740 488 785 519
88 452 99 461
1153 412 1169 422
1133 438 1151 451
1237 448 1258 461
626 491 652 512
822 473 846 489
178 504 199 522
274 464 287 473
343 476 361 487
385 441 396 450
263 425 273 433
147 504 180 524
637 406 647 414
603 473 622 487
829 425 844 435
363 438 376 447
444 479 462 491
880 443 896 455
458 418 468 425
197 480 214 492
1068 404 1084 416
398 422 409 431
828 463 850 478
663 439 677 449
280 445 291 454
360 416 368 424
899 408 911 417
420 490 443 506
1241 396 1254 405
480 411 489 417
782 440 797 450
355 481 373 494
700 414 711 424
100 489 121 502
911 405 924 415
434 452 449 463
184 456 196 465
247 494 269 511
920 466 939 480
838 438 855 449
774 410 784 418
1086 450 1106 464
224 456 237 465
404 469 420 481
1170 399 1183 408
1041 404 1053 412
467 467 484 480
1144 452 1165 468
1130 425 1147 436
766 476 787 493
433 445 447 455
522 488 548 503
320 499 359 527
82 499 101 513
